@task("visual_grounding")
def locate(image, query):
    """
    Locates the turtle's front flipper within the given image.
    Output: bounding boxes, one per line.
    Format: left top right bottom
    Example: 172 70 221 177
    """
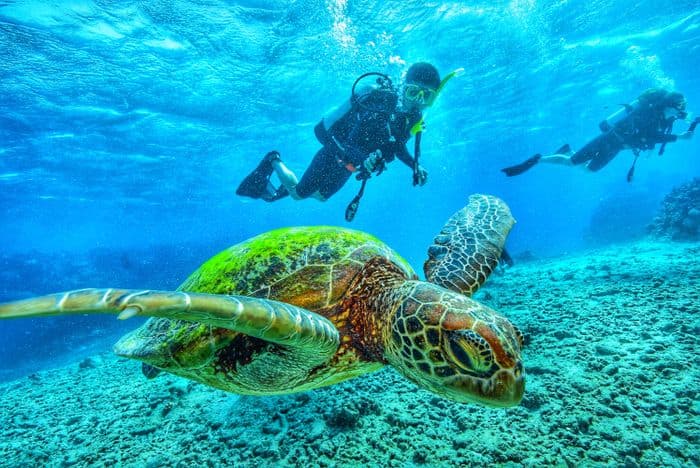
424 194 515 296
0 289 340 367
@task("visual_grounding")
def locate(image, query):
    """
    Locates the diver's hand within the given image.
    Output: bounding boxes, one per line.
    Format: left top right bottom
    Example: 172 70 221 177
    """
678 131 694 140
415 165 428 186
363 150 383 173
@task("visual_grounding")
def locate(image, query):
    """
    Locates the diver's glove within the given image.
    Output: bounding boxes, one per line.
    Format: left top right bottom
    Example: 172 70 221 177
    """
415 165 428 186
363 150 384 174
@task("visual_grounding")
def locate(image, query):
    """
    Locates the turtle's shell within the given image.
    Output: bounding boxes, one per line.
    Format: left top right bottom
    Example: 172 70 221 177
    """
179 226 414 303
115 227 415 376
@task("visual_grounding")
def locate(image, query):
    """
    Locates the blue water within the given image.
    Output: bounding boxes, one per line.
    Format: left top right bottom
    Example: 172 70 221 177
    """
1 1 699 380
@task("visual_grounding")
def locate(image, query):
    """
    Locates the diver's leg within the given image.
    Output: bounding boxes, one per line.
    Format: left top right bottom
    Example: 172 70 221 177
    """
538 143 576 166
295 148 344 201
545 154 593 173
539 154 574 166
316 158 353 200
269 150 336 201
269 156 303 200
584 136 623 172
567 133 625 173
501 144 575 176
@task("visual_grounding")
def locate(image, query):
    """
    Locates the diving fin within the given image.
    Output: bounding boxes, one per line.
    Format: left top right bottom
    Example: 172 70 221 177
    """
501 154 542 177
499 247 514 267
554 144 571 155
236 151 281 199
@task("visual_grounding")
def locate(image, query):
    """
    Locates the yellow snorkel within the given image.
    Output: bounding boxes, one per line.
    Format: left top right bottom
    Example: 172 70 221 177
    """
410 67 464 186
410 67 464 136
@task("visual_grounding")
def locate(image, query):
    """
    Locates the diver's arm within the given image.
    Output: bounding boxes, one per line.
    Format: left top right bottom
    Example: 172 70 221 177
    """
395 114 422 168
395 141 427 185
676 118 698 140
395 144 415 168
656 132 678 143
651 118 699 143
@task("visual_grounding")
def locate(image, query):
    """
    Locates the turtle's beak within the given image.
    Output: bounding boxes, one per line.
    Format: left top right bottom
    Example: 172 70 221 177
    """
454 363 524 407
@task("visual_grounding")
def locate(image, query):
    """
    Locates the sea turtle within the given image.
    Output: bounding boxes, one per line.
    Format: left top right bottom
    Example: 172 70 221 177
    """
0 194 524 407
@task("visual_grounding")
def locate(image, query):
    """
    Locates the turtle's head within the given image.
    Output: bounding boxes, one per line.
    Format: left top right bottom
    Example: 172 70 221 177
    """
385 282 524 407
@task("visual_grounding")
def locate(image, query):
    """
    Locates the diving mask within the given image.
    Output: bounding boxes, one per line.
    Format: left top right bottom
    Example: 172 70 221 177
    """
666 104 687 120
404 84 437 106
674 99 688 120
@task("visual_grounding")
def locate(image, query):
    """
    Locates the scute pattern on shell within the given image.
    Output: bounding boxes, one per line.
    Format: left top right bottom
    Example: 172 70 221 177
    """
179 227 414 308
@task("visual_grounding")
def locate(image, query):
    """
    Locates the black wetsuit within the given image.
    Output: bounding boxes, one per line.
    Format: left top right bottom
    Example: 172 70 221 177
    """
571 107 678 171
296 89 423 199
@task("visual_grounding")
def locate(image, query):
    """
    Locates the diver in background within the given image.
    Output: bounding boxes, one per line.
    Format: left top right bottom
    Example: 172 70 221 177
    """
236 63 442 205
502 89 696 181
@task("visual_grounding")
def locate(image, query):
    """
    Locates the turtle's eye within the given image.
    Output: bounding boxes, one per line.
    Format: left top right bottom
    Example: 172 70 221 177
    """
446 330 494 375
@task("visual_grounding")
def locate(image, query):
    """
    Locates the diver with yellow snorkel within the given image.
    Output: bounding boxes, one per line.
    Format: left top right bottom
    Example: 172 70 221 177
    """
237 63 462 221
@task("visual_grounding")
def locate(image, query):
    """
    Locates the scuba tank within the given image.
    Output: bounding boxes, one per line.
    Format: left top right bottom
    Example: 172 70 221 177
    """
314 73 397 151
599 100 639 133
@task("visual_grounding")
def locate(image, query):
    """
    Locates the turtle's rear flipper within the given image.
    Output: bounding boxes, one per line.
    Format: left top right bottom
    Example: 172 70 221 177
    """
0 289 340 370
499 247 514 267
236 151 280 199
424 194 515 296
142 363 162 379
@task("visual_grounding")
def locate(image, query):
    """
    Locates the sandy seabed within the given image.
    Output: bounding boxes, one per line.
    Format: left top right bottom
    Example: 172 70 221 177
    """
1 240 698 467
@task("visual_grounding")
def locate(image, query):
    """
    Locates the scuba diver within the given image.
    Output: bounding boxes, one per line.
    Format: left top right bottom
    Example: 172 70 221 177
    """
501 88 697 182
237 63 460 220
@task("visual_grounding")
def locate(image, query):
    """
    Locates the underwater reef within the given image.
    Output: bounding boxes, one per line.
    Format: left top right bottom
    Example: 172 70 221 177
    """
1 240 698 466
648 177 700 241
585 190 661 245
